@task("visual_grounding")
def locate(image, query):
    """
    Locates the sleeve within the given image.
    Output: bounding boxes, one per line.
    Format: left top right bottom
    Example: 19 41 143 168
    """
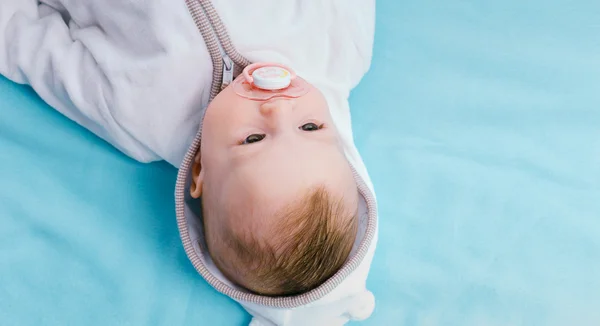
0 1 159 162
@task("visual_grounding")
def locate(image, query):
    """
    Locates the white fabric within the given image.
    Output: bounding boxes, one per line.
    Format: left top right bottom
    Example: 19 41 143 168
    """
0 1 377 325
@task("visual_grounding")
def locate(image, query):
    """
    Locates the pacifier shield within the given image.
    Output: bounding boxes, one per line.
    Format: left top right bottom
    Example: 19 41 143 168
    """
232 63 310 101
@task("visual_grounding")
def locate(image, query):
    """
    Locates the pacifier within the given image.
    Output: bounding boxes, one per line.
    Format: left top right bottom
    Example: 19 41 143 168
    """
233 62 310 101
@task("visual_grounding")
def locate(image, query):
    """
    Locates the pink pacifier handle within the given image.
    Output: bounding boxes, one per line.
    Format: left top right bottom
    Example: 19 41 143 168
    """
243 62 297 84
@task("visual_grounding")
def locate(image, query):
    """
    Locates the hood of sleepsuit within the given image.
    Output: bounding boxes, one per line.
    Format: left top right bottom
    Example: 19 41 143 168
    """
175 108 378 326
175 1 379 325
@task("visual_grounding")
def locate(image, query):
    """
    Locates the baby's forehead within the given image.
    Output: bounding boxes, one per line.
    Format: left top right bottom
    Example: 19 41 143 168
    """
228 163 355 204
220 176 358 226
203 146 358 227
218 187 355 242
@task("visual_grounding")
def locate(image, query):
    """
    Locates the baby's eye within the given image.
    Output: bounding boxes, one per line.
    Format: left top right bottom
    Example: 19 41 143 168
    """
300 122 323 131
242 133 265 144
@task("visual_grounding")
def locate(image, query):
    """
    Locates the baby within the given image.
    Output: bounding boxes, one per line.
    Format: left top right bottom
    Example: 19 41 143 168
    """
0 0 377 324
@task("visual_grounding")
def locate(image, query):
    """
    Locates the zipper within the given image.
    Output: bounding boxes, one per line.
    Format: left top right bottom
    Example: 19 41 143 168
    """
212 24 234 90
221 54 234 90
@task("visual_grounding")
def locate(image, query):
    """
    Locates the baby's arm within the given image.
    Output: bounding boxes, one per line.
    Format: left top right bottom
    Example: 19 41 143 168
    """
0 1 157 162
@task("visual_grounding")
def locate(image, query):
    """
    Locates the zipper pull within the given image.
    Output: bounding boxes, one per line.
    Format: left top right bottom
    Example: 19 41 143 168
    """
221 55 234 90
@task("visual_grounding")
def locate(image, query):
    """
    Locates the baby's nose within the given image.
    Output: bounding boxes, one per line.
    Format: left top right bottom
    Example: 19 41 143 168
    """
260 98 294 114
259 98 294 125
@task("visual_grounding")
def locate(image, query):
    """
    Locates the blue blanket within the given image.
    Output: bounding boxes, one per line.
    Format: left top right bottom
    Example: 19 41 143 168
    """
2 1 599 325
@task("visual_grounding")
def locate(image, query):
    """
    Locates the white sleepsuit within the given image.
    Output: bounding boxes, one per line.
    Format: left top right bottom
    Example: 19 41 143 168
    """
0 1 378 325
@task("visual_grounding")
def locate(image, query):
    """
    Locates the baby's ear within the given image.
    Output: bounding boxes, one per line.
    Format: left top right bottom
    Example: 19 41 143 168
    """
190 150 204 199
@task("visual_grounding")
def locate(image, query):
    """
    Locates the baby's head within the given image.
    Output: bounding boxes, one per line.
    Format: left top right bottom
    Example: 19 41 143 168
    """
189 78 359 296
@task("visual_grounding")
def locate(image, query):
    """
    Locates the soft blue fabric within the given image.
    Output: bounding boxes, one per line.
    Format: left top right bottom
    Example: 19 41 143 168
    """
1 1 600 325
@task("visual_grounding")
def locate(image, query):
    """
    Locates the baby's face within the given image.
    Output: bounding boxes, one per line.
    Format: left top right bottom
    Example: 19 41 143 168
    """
191 80 357 238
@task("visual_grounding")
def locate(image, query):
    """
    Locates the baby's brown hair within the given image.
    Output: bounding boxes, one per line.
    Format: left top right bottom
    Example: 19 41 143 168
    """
203 186 358 296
